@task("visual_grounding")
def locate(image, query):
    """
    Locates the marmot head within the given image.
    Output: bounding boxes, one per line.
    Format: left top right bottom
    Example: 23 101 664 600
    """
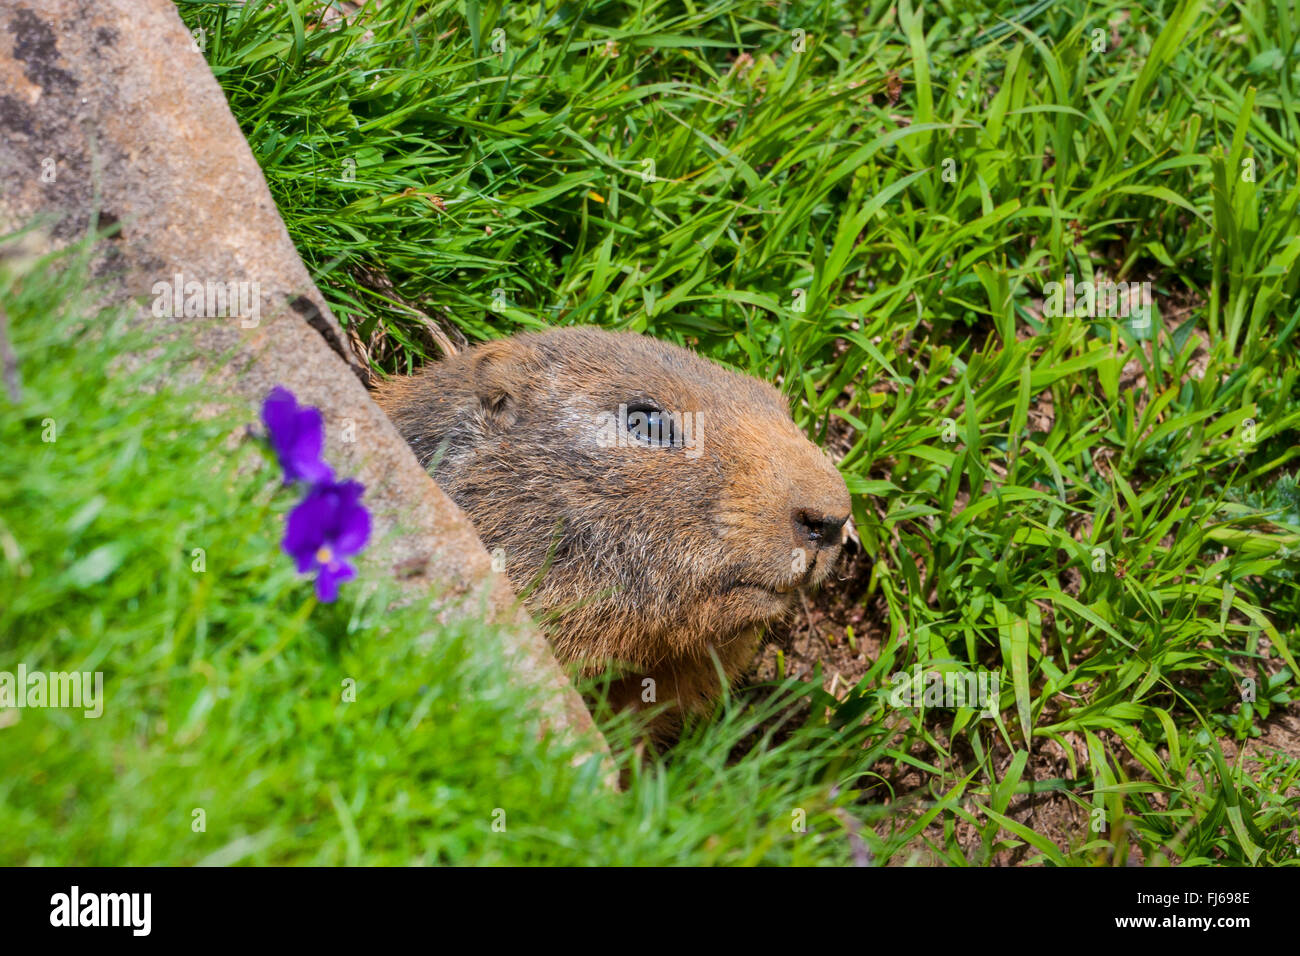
376 327 850 719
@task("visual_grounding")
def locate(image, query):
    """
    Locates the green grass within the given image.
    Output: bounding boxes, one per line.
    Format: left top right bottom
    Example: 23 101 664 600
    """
3 0 1299 864
0 234 901 865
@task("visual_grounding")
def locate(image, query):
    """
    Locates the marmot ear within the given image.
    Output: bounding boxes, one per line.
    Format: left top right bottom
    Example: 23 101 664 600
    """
471 337 536 430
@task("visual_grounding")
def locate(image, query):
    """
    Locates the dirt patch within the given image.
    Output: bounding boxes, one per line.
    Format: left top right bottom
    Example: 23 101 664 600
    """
753 541 885 693
752 531 1299 865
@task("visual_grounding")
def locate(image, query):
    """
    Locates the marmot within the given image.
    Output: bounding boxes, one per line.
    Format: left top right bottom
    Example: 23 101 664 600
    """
374 327 850 734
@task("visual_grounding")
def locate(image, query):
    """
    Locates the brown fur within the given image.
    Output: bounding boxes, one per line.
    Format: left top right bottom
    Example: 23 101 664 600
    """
374 327 849 736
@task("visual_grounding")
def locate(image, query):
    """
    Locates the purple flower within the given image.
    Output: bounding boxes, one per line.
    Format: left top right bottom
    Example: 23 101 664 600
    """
261 385 334 484
260 386 370 603
283 478 371 602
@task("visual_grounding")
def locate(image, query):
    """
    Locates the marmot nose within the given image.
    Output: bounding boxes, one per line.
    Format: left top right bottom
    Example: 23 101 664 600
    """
793 509 846 548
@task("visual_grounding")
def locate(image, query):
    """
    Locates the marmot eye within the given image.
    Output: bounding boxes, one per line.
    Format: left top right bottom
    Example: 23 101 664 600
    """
625 403 676 447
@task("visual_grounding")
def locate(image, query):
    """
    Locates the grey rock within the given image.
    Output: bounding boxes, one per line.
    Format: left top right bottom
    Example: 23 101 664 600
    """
0 0 607 760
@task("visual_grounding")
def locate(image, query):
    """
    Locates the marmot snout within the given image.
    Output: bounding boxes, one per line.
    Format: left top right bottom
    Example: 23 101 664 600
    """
375 327 850 732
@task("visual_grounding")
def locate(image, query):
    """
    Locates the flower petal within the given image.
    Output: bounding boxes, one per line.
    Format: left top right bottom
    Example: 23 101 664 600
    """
261 386 298 437
331 481 371 556
315 561 355 603
286 406 331 482
283 490 330 571
262 386 333 484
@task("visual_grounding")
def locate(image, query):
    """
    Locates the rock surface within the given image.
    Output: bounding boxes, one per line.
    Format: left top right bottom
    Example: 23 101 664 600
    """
0 0 606 757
